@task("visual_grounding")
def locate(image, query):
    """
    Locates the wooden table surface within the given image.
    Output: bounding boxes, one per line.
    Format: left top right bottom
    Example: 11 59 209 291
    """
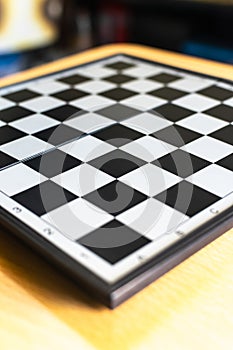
0 44 233 350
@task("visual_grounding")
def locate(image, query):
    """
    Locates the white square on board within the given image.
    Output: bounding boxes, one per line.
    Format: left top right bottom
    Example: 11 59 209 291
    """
120 136 176 162
168 77 214 93
1 135 52 160
182 136 233 162
176 113 228 135
174 93 219 112
117 198 189 240
0 163 46 196
64 113 115 133
124 65 162 78
77 80 116 93
121 94 166 111
70 95 115 111
76 66 115 78
225 98 233 107
187 164 233 198
42 198 113 240
121 112 172 134
52 163 114 197
119 163 180 197
60 135 115 162
10 114 59 133
20 96 64 113
0 97 15 110
122 79 163 93
29 80 68 94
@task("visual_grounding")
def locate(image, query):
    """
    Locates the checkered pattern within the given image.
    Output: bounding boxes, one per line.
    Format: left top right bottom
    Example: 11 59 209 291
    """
0 55 233 267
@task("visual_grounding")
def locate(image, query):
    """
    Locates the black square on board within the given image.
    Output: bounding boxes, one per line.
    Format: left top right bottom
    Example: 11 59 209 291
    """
152 125 201 147
58 74 90 85
0 106 32 123
0 151 17 169
210 125 233 146
52 89 88 102
78 220 150 264
152 104 193 122
12 180 76 216
89 149 145 178
44 105 83 122
148 73 181 84
84 181 147 216
92 124 143 147
198 86 233 101
153 149 210 178
34 124 83 146
149 87 187 101
3 89 40 103
101 88 135 101
105 61 135 70
217 154 233 172
205 105 233 122
0 126 26 146
97 104 140 122
25 149 82 178
155 180 220 217
104 74 135 84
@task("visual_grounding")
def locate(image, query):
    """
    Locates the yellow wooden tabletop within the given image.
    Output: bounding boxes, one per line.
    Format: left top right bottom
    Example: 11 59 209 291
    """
0 44 233 350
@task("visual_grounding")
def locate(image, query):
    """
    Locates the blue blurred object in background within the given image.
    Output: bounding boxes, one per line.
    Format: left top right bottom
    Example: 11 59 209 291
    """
0 53 24 77
183 41 233 64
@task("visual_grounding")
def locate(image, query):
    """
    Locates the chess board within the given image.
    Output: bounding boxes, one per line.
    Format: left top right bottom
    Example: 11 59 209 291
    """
0 53 233 308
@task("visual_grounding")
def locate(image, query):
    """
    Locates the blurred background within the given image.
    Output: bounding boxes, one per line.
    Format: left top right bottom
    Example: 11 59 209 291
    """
0 0 232 77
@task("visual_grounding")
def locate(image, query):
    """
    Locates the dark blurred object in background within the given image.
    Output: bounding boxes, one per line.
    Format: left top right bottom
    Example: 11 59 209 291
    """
0 0 232 77
93 0 233 63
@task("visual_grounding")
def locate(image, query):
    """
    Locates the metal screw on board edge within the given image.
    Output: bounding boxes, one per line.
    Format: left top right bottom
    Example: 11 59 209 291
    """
12 207 22 213
175 230 185 237
137 255 145 261
43 228 53 235
210 208 219 215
